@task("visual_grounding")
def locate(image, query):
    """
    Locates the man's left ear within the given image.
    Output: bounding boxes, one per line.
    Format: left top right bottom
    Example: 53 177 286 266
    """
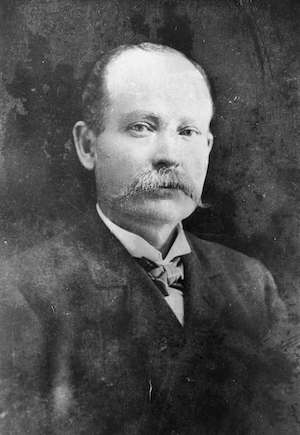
207 132 213 152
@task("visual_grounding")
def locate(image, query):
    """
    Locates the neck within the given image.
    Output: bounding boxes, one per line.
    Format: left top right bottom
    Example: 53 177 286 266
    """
99 205 180 256
121 219 179 258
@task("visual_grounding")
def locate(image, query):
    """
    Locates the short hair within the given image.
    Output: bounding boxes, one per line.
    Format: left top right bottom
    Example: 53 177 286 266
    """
82 42 213 135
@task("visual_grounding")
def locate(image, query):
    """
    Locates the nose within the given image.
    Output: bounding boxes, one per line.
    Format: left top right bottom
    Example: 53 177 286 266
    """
151 131 179 170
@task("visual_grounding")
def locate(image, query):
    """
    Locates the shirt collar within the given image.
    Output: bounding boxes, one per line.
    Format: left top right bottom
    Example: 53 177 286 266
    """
96 203 191 265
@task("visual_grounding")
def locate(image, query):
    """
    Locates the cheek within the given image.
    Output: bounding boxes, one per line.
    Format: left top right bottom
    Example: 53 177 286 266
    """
95 142 141 192
185 148 209 179
97 134 145 169
97 159 130 191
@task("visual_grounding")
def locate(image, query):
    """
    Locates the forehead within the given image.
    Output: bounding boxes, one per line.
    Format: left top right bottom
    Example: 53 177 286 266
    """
104 49 213 122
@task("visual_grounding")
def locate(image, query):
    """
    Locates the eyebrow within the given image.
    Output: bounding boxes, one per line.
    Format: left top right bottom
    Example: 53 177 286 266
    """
121 111 161 125
120 111 201 127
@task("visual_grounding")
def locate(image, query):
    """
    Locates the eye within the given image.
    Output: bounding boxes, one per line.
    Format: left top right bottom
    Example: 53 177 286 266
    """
179 127 200 137
127 122 154 136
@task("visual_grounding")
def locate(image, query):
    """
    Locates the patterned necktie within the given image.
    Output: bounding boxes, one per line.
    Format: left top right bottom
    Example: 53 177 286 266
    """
136 256 184 324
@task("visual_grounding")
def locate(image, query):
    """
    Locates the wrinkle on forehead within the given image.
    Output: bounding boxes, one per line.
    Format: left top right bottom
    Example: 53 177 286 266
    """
105 49 212 105
126 71 208 99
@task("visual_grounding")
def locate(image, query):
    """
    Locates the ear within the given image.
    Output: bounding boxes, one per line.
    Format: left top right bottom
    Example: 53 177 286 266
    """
207 131 214 152
72 121 97 171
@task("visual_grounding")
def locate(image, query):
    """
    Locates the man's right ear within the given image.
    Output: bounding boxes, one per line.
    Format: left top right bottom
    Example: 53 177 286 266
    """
72 121 97 171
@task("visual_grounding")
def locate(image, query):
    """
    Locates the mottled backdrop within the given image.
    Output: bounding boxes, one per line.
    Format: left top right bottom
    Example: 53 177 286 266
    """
0 0 299 318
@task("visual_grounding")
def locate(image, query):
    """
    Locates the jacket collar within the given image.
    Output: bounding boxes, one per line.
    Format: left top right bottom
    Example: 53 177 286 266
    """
182 236 225 336
96 203 191 265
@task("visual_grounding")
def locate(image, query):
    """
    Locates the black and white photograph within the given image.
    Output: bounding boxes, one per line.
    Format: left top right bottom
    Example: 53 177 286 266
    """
0 1 299 434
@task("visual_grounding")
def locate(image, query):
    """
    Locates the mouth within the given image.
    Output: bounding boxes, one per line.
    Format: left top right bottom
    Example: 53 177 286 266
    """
144 186 185 197
144 185 183 193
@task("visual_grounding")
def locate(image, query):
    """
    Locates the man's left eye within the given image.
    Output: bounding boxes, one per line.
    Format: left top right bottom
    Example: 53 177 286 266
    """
179 128 200 137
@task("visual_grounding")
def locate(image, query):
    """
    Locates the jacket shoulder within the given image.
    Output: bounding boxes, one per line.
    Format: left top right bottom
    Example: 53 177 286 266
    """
186 232 287 327
187 232 274 285
1 228 82 298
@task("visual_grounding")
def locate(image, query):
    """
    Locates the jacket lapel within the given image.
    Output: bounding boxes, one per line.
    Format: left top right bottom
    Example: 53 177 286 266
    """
183 234 226 335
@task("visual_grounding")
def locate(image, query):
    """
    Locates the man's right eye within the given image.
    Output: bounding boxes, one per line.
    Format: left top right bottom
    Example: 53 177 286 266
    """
127 123 153 135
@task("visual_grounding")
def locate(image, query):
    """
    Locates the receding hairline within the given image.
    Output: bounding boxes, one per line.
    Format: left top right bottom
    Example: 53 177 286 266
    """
81 42 214 134
104 43 212 98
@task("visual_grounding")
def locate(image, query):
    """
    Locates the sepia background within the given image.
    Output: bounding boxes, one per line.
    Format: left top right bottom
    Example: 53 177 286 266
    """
0 0 299 320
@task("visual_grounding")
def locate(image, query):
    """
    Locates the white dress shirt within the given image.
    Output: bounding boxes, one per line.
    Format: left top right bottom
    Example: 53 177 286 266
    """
96 203 191 325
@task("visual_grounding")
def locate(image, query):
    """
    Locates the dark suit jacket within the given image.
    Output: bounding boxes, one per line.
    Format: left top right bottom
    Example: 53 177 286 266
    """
0 210 297 434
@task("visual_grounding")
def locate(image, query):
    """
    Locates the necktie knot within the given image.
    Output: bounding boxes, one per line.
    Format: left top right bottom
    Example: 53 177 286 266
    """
136 256 185 324
149 259 183 287
137 257 183 296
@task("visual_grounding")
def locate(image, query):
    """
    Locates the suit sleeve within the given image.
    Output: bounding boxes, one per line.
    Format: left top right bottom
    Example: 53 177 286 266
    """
0 256 50 434
219 252 300 433
250 259 300 433
254 259 288 334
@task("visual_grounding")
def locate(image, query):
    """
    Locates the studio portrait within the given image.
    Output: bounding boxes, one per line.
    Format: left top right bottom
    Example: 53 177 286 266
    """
0 1 299 434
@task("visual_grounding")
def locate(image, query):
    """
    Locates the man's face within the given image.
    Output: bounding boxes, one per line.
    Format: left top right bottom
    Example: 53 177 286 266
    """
93 50 213 225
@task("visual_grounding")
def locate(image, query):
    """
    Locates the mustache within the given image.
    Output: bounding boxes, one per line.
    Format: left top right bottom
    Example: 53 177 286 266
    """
116 167 205 206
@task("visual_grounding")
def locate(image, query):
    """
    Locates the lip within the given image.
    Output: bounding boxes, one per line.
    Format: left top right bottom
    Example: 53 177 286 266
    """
146 187 184 197
155 186 180 192
157 185 180 189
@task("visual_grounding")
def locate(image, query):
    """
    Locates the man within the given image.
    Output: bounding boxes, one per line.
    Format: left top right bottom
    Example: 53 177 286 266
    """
0 43 296 434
